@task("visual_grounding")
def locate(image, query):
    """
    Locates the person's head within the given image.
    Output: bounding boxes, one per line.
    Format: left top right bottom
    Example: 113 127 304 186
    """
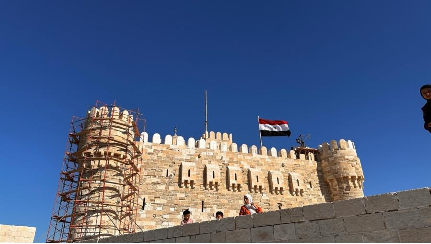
183 209 191 221
215 211 223 220
420 85 431 100
244 194 252 205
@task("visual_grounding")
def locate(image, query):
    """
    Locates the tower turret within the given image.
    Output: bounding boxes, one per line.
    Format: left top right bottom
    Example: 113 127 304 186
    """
319 139 364 201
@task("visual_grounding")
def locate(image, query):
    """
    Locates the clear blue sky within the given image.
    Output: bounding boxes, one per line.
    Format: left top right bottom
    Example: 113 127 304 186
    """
0 1 430 242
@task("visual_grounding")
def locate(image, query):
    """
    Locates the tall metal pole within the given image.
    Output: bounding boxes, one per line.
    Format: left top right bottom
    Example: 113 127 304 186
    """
205 90 208 139
258 116 263 148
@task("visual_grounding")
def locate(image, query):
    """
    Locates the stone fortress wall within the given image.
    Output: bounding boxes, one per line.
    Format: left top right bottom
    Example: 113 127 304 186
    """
87 187 431 243
73 105 365 238
133 119 364 230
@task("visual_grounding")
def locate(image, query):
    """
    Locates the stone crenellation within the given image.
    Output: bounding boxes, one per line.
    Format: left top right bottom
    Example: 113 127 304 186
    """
66 105 365 240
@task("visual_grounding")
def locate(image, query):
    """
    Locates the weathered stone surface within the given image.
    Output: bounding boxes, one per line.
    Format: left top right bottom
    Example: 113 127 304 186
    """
225 229 251 243
364 193 398 213
280 207 304 224
236 214 254 229
296 236 335 243
122 232 145 243
274 223 296 241
397 188 431 210
144 230 156 241
334 234 363 243
333 197 365 217
399 227 431 243
251 226 274 243
167 226 182 238
344 213 385 233
216 217 236 232
318 218 345 236
154 228 168 240
162 238 175 243
384 207 431 230
210 231 226 243
182 223 200 236
200 220 218 234
193 234 210 243
254 211 281 227
303 202 334 220
362 230 400 243
175 236 190 243
295 221 320 238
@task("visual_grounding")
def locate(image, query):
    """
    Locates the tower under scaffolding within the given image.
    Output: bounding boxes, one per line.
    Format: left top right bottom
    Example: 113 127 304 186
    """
46 101 145 243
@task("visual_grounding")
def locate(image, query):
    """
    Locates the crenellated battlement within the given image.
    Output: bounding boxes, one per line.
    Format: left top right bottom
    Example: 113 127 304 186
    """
138 131 314 161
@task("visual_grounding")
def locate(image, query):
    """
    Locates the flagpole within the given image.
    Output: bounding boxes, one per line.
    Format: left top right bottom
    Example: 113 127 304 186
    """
258 116 263 148
205 90 208 139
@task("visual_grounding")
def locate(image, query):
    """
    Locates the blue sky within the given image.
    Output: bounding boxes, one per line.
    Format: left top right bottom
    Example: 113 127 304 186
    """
0 1 430 242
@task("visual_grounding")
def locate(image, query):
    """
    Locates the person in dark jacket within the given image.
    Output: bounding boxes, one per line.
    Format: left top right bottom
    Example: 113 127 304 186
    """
420 84 431 133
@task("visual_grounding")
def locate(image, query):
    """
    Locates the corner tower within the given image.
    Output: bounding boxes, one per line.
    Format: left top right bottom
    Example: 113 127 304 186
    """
319 139 364 201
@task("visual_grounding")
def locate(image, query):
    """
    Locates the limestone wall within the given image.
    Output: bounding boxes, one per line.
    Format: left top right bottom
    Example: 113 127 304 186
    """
87 187 431 243
0 224 36 243
136 131 333 230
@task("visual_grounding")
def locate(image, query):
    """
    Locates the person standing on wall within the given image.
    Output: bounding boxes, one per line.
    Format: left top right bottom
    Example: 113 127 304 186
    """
420 84 431 133
239 194 263 215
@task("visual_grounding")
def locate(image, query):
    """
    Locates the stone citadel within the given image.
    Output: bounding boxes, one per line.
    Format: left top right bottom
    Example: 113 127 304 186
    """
46 103 364 242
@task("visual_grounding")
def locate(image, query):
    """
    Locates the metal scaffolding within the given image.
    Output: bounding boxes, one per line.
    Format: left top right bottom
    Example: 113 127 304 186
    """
46 101 145 243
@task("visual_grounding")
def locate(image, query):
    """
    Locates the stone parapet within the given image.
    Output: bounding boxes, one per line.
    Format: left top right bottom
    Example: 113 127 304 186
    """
90 187 431 243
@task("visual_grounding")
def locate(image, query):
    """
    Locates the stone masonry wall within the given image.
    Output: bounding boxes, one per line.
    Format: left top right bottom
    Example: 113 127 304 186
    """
0 224 36 243
87 187 431 243
135 131 335 230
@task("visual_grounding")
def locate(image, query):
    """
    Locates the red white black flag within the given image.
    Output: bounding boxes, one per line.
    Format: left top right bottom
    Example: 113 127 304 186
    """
259 118 291 137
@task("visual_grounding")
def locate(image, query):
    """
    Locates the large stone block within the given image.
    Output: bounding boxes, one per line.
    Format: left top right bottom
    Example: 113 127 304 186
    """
251 226 274 243
194 234 210 243
144 230 156 241
397 188 431 210
362 230 400 243
122 232 145 243
334 234 363 243
280 207 304 224
344 213 385 233
200 220 217 234
210 232 226 243
364 193 398 213
216 217 236 232
182 223 200 236
399 227 431 243
154 228 168 240
162 238 175 243
303 203 334 220
384 207 431 230
295 236 335 243
333 197 365 217
253 211 281 227
236 215 253 229
176 236 190 243
274 223 296 241
295 221 320 238
318 218 345 236
167 226 183 238
226 229 251 243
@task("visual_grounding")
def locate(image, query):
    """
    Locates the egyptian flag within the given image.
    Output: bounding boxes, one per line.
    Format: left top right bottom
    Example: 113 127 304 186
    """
259 118 291 137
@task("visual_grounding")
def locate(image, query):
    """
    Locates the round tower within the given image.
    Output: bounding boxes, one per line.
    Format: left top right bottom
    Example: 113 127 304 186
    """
319 139 364 201
70 105 141 241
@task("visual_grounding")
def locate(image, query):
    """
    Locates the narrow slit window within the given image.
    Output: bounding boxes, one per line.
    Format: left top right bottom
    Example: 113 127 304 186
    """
234 173 237 181
257 176 259 182
213 171 215 179
297 179 300 186
201 201 204 212
277 177 279 184
166 169 169 177
142 198 146 210
188 169 191 177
